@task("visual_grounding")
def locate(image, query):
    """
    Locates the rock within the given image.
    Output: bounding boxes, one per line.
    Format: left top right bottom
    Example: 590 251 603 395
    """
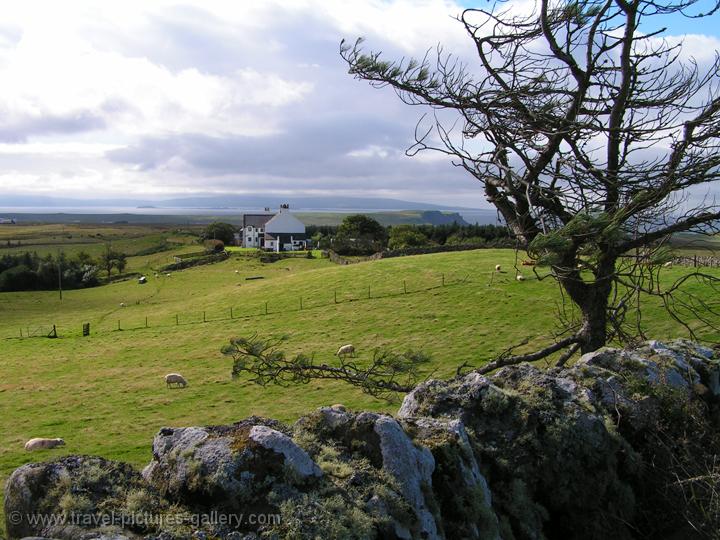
248 425 322 479
4 456 152 540
374 415 439 540
141 417 320 513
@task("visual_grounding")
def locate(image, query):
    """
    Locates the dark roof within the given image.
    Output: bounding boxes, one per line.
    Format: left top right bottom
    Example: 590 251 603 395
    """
242 214 273 228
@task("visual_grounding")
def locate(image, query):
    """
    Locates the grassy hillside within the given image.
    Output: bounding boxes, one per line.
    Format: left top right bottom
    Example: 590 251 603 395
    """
1 238 719 530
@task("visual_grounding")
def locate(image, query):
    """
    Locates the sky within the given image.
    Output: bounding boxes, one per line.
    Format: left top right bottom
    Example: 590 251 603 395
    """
0 0 718 208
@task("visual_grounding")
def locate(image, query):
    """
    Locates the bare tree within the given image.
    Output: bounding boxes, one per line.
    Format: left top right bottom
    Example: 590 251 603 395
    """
221 335 431 401
341 0 720 358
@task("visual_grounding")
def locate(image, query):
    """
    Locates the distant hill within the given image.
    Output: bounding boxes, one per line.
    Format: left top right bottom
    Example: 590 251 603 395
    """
0 193 482 212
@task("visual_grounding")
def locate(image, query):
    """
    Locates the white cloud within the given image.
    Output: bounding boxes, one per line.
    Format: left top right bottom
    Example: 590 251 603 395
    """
0 0 717 207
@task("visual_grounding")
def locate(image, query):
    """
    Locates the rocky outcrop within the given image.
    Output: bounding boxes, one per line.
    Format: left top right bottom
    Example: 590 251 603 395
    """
5 340 720 539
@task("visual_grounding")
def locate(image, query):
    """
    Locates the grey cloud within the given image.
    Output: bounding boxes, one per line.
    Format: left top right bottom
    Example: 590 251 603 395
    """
0 110 106 143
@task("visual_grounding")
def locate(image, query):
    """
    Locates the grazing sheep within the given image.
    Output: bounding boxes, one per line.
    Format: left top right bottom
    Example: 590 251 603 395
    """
235 270 240 274
495 264 502 272
516 275 526 281
165 273 171 277
25 438 65 451
119 302 127 308
663 261 673 268
336 344 355 358
165 373 187 388
154 273 159 278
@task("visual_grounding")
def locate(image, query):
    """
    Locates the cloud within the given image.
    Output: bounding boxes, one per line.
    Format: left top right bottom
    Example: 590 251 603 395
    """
0 0 716 209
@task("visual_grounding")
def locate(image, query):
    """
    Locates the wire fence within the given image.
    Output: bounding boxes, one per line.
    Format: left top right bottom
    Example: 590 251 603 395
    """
2 271 474 340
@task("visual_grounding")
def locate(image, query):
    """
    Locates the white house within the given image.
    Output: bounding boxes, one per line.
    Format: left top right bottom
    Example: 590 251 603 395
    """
238 205 307 251
263 205 307 252
237 211 274 248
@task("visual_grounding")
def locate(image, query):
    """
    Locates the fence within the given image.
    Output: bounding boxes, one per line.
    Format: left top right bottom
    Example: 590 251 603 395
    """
671 255 720 268
3 271 472 340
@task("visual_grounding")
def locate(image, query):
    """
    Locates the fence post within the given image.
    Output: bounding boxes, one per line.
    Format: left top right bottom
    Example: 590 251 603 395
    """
145 316 148 328
175 314 179 326
368 285 371 299
117 320 121 331
442 273 445 287
300 297 303 310
403 280 407 294
203 311 206 323
230 307 233 319
334 290 338 304
265 302 268 315
20 328 23 338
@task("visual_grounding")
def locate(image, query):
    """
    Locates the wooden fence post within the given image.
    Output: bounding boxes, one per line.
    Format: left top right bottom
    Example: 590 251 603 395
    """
403 280 407 294
442 273 445 286
368 285 371 299
300 297 303 310
230 307 233 319
175 314 179 325
203 311 206 323
117 320 121 331
334 290 338 304
265 302 268 315
145 317 148 328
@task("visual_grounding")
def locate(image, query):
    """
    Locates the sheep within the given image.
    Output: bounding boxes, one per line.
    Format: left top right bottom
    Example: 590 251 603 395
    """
119 302 127 308
495 264 502 272
165 273 172 277
235 270 240 274
336 344 355 358
25 438 65 451
663 261 673 268
165 373 188 388
516 275 526 281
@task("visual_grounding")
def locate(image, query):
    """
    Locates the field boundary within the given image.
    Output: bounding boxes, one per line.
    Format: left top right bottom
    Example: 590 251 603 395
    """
2 271 474 341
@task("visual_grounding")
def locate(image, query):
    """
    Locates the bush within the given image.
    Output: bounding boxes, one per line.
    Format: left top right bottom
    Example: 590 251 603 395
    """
203 239 225 253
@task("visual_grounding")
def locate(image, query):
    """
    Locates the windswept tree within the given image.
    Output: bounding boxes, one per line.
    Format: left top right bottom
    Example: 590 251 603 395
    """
341 0 720 358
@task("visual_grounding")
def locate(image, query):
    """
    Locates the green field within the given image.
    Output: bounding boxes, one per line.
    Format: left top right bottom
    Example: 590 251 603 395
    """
1 227 719 532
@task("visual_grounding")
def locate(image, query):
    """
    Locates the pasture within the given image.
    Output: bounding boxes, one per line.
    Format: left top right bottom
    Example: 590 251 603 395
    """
0 228 719 530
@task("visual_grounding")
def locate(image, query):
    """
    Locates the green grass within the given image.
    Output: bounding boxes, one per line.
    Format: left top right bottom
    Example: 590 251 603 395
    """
1 234 719 531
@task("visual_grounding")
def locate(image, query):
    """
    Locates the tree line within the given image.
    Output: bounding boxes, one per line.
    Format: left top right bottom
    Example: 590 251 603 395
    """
0 246 129 292
307 215 514 255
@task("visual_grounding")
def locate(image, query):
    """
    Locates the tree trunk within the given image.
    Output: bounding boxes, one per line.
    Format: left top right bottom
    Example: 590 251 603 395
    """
558 252 617 354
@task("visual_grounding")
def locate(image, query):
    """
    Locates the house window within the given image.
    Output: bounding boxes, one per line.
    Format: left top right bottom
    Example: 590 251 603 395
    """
247 236 252 241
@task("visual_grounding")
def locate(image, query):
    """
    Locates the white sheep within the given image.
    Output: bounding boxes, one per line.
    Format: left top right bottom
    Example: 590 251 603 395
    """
165 273 172 277
336 344 355 358
25 438 65 451
119 302 127 308
235 270 240 274
663 261 673 268
516 275 526 281
495 264 502 272
165 373 188 388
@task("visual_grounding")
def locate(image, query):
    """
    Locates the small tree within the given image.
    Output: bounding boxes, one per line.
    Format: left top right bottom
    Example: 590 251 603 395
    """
341 0 720 357
334 214 388 255
201 222 237 245
388 225 430 250
114 253 127 274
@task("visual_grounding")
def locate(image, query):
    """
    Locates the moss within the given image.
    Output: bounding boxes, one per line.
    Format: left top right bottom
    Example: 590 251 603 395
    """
265 493 376 540
58 492 95 517
316 445 354 479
